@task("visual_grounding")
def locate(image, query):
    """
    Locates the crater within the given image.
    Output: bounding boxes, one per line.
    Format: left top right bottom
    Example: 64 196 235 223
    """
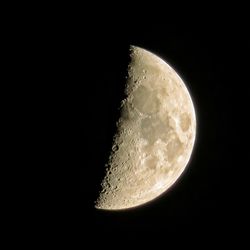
144 155 158 170
180 113 191 132
120 102 134 121
166 135 183 162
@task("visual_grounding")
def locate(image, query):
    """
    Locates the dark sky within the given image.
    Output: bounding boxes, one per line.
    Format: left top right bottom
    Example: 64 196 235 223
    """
80 20 248 240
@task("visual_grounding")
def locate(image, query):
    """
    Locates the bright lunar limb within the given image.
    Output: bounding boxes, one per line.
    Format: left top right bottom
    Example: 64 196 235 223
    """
95 46 196 210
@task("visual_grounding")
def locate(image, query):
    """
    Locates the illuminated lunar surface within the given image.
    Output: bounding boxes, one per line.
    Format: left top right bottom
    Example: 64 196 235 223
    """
95 46 196 210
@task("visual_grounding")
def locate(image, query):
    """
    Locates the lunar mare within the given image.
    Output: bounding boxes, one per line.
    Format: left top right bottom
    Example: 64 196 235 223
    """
95 46 196 210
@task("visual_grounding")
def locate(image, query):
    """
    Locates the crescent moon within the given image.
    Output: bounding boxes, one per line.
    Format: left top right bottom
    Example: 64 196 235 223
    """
95 46 196 210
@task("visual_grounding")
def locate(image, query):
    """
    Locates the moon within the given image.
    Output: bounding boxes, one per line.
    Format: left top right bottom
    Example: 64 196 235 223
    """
95 46 196 210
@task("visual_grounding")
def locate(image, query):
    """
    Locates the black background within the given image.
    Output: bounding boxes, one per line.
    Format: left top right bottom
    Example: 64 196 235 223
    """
80 19 248 240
